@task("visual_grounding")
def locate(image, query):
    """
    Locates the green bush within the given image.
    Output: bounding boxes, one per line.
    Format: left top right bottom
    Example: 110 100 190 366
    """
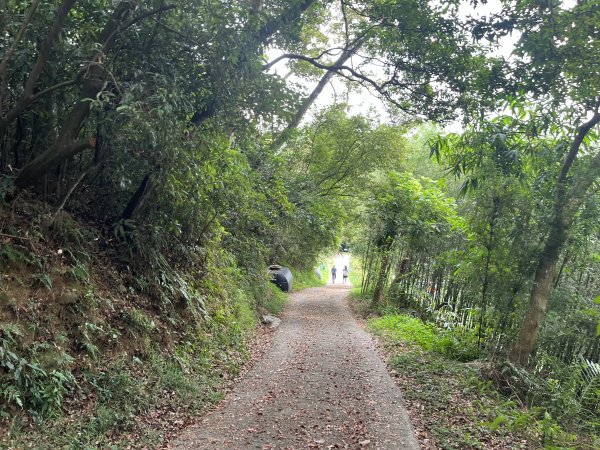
368 314 482 362
292 266 327 291
260 283 288 315
1 325 76 421
438 328 482 362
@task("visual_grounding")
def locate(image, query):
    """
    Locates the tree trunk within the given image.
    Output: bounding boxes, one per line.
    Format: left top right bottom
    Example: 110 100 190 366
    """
479 196 499 345
13 2 133 189
509 111 600 365
372 238 393 307
15 138 96 188
122 173 153 220
361 239 371 293
509 221 566 365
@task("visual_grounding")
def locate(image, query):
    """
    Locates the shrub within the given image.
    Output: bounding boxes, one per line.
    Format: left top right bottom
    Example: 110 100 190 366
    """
260 283 288 315
1 325 76 420
368 313 482 362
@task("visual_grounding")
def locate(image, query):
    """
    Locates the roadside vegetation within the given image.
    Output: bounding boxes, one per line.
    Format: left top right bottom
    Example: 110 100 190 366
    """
352 135 600 448
360 305 600 449
364 309 585 449
292 265 328 291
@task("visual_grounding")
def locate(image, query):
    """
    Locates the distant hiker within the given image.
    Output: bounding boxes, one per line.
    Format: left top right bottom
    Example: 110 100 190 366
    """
342 266 349 284
331 265 337 283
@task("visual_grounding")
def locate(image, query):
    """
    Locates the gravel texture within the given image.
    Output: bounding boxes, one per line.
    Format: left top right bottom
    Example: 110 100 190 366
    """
171 284 419 450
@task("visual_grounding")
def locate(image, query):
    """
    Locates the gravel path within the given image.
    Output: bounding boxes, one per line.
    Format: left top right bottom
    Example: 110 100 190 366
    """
171 284 419 450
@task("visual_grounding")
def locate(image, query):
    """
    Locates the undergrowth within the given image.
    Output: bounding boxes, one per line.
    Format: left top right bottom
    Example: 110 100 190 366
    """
0 203 276 448
365 310 600 449
292 266 327 291
259 283 288 315
1 277 256 449
368 314 481 362
4 341 243 449
386 350 592 449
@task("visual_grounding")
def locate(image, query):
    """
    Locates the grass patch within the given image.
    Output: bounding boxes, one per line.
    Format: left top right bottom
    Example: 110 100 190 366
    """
260 283 288 315
292 266 326 291
368 314 481 362
348 288 372 317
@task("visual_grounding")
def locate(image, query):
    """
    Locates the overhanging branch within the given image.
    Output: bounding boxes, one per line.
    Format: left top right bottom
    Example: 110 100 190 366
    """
261 52 425 114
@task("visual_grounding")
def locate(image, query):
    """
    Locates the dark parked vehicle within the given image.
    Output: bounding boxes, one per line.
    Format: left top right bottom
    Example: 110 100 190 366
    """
268 265 293 292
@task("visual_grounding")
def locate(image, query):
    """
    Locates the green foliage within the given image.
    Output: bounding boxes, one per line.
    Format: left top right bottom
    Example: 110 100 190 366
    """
347 255 362 287
35 273 52 291
368 314 481 362
0 0 599 446
376 332 590 449
292 266 327 291
0 324 76 421
483 407 578 449
260 283 288 315
597 297 600 336
68 263 89 282
4 294 256 448
48 213 96 251
125 309 156 335
0 243 42 268
483 355 600 440
369 314 439 350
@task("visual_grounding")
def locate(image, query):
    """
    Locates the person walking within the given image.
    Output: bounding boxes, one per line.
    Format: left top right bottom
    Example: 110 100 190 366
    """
342 266 349 284
331 265 337 284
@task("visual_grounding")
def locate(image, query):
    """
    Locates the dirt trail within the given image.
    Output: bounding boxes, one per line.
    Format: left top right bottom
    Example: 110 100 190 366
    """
171 284 419 450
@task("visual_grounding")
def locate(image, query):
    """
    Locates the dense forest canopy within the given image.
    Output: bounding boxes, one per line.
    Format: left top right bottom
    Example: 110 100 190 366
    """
1 0 599 445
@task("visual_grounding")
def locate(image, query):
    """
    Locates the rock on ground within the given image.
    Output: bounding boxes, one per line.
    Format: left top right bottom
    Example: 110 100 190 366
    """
261 315 282 329
171 284 419 450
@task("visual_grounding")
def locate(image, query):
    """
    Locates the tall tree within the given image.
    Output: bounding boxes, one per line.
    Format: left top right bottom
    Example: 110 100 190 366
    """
503 0 600 365
440 0 600 365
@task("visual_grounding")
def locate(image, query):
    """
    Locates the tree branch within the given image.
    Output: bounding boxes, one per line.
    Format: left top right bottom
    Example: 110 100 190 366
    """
341 0 351 46
558 109 600 186
30 79 77 102
0 0 77 129
101 4 177 50
262 46 352 71
261 52 417 113
0 0 41 80
270 38 366 152
14 138 96 189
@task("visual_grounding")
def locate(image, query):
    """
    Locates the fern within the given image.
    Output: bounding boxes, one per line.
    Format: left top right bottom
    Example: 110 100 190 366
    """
579 357 600 419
